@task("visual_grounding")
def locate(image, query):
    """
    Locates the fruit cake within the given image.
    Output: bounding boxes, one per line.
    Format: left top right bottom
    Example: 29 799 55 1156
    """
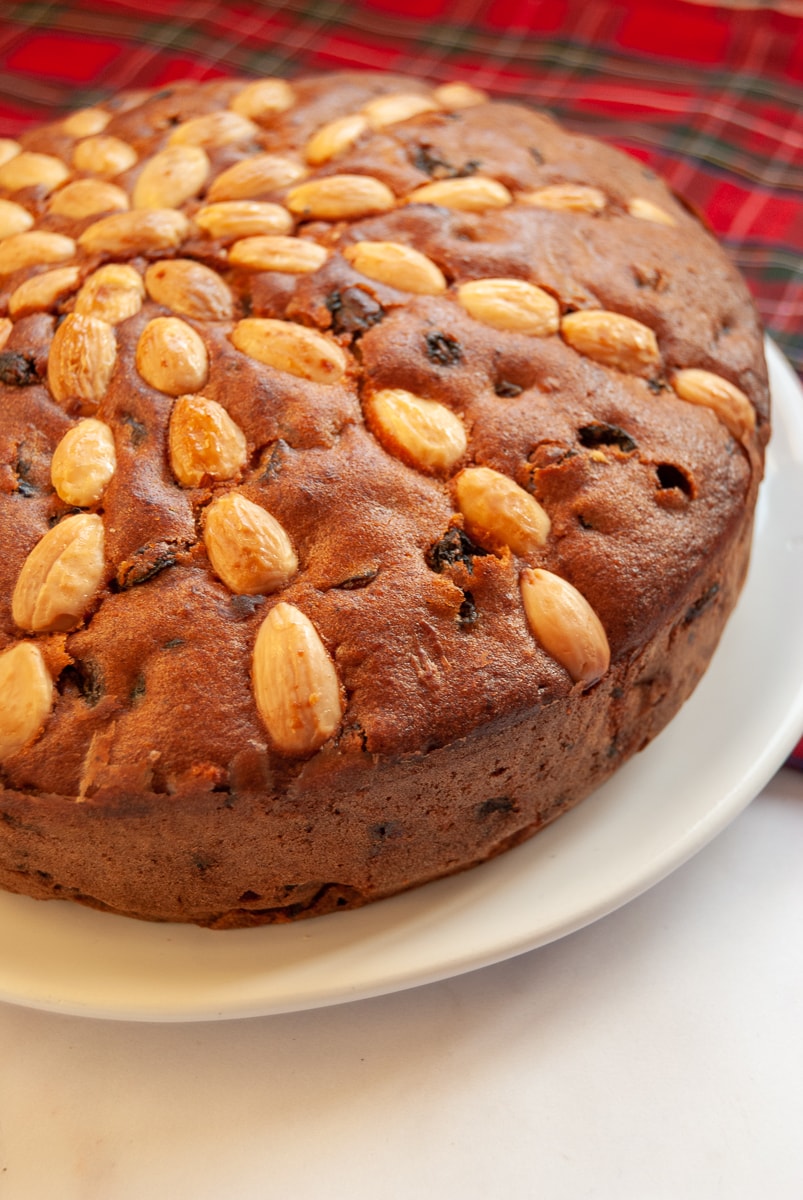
0 72 769 926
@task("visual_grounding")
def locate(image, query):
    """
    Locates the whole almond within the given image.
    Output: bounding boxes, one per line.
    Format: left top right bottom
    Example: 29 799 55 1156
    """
9 265 81 318
252 601 343 756
232 318 347 384
362 92 439 129
457 278 559 335
12 513 106 633
455 467 551 555
208 154 306 202
51 417 117 507
62 107 110 138
520 567 610 687
0 642 53 760
561 310 660 376
365 388 467 475
406 176 512 212
0 318 11 350
195 200 293 242
229 236 328 274
133 144 210 210
47 313 117 413
0 231 75 276
286 175 395 220
74 263 145 324
230 78 295 121
671 368 756 440
305 114 368 166
627 197 677 226
520 184 607 213
0 139 21 167
72 135 137 177
433 82 488 109
343 240 446 294
168 393 247 486
204 492 298 594
136 317 209 395
0 151 70 194
78 209 189 257
48 179 130 219
145 259 234 320
168 110 258 148
0 198 34 238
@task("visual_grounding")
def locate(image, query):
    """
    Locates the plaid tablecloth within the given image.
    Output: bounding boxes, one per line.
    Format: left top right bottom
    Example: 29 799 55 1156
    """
1 0 802 758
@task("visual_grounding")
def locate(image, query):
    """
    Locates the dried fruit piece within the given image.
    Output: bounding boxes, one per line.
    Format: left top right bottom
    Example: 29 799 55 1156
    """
406 177 512 212
12 513 106 633
457 278 560 335
671 368 756 440
0 139 21 167
62 107 110 138
561 310 660 376
520 567 610 687
0 198 34 238
168 110 258 148
627 197 677 226
455 467 551 555
229 236 328 274
365 388 467 475
9 265 81 318
48 179 130 219
72 135 137 177
252 601 342 756
168 393 247 486
78 209 189 257
362 92 439 128
0 642 53 760
433 82 488 109
0 231 75 275
133 144 210 209
47 313 117 413
520 184 607 213
343 240 446 294
305 114 369 165
204 492 297 594
195 200 292 242
136 317 209 395
286 175 395 220
0 151 70 194
232 318 347 384
51 418 117 506
74 263 145 324
230 78 295 121
208 154 306 201
145 259 234 320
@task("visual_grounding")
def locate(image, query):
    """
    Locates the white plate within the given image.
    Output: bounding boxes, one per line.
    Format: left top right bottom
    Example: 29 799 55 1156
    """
1 339 802 1023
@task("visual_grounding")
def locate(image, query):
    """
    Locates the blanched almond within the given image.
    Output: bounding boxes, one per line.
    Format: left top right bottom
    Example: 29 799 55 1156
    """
12 513 106 633
305 114 368 166
204 492 297 594
78 209 189 256
406 177 512 212
230 78 295 121
144 259 234 320
627 197 677 226
286 175 395 220
0 139 21 167
232 318 346 384
48 178 130 219
136 317 209 395
0 198 34 238
671 368 756 440
362 92 439 128
520 567 610 687
365 388 467 475
62 107 110 137
0 231 75 275
51 418 117 506
47 313 117 413
343 240 446 294
457 278 559 335
252 601 342 756
0 151 69 193
168 110 258 148
561 310 660 376
168 393 247 486
133 144 209 209
455 467 550 555
194 200 292 242
520 184 607 213
433 82 488 109
9 265 81 317
208 154 306 202
72 135 137 177
0 642 53 760
74 263 145 324
228 236 328 274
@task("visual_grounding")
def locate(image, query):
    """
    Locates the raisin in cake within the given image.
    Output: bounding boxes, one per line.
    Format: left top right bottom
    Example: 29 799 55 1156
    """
0 73 768 926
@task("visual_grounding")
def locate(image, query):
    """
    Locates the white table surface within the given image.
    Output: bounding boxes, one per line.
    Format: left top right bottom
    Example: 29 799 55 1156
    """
1 766 801 1200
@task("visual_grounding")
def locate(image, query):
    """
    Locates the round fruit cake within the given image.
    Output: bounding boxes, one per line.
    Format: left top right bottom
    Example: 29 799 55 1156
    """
0 72 768 926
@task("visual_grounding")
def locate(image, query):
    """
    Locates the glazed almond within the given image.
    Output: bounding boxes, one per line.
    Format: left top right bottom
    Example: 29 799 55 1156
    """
12 513 106 633
204 492 297 595
168 110 258 148
145 259 234 320
48 179 130 219
520 567 610 687
78 209 189 257
305 114 368 166
455 467 551 555
365 388 467 475
286 175 395 220
561 310 660 376
343 240 446 294
229 236 328 274
136 317 209 395
195 200 293 242
168 394 247 487
208 154 306 201
133 144 209 209
0 198 34 238
74 263 145 324
232 318 346 384
9 265 81 318
47 313 117 413
230 78 295 121
457 278 559 335
406 177 512 212
0 642 53 760
671 368 756 440
51 418 117 507
0 231 75 276
0 151 69 193
72 135 137 177
362 92 439 128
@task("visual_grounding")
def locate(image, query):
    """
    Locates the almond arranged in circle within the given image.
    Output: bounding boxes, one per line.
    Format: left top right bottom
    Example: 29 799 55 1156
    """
457 278 559 335
136 317 209 395
9 265 81 318
168 110 258 148
230 78 295 121
195 201 293 242
51 418 117 507
168 394 247 487
286 175 395 220
133 145 210 209
0 231 75 276
0 151 69 193
48 179 130 219
365 388 467 475
455 467 551 555
62 107 110 138
232 318 347 384
362 92 439 129
72 135 137 177
520 567 610 687
204 492 298 595
520 184 607 213
145 259 234 320
47 313 117 413
406 177 512 212
305 114 368 166
0 198 34 238
12 513 106 633
671 368 756 440
74 263 145 324
78 209 189 257
561 310 660 376
228 236 328 274
208 154 306 201
343 241 446 294
0 642 53 761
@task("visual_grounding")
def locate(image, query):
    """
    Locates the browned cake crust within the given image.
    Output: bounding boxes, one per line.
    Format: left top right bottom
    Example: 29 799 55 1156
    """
0 73 768 926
